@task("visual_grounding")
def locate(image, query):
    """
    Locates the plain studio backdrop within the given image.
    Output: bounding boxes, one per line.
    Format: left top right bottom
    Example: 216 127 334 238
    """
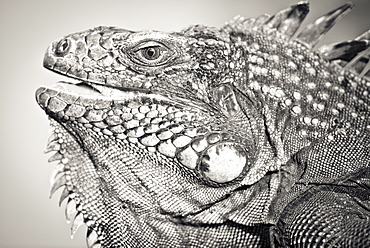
0 0 369 247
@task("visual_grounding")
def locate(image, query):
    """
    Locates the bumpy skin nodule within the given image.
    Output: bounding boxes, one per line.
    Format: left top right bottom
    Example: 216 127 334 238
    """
36 2 370 247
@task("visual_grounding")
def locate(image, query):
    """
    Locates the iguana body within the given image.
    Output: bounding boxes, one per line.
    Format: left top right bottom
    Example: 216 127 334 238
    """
36 2 370 247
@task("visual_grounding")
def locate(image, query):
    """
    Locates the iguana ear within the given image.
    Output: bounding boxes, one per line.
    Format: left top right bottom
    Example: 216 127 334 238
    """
212 84 240 117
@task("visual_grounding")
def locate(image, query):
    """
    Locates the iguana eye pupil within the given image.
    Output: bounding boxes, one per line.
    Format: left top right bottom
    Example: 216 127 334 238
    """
142 47 160 60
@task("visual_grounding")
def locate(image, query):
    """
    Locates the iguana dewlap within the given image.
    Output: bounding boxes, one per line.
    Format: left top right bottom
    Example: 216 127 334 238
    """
36 2 370 247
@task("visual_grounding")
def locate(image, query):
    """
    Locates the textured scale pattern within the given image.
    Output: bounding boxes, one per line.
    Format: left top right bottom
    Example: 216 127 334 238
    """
36 2 369 247
276 172 370 247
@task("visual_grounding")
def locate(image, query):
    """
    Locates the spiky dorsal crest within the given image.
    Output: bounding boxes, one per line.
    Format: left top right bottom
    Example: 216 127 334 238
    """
223 1 370 79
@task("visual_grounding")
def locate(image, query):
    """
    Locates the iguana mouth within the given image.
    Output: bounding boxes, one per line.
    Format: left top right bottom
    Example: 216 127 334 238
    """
42 64 152 97
42 80 149 99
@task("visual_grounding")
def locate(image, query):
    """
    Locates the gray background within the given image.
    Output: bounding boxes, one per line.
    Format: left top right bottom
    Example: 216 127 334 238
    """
1 0 369 247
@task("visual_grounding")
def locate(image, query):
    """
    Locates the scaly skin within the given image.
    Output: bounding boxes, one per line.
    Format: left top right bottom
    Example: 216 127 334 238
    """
36 2 369 247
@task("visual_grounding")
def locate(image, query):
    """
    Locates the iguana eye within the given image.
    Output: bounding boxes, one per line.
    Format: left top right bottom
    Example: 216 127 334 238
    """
127 41 173 67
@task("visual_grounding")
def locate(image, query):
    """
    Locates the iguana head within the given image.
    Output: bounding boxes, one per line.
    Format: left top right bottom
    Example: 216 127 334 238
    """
37 22 274 247
36 2 369 247
43 25 240 104
39 23 264 182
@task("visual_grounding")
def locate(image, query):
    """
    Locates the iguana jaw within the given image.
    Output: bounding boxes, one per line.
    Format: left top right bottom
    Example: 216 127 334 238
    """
38 80 149 100
42 58 153 95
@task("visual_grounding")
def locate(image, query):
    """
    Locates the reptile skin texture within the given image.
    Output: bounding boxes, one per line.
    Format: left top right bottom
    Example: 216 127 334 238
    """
35 2 369 247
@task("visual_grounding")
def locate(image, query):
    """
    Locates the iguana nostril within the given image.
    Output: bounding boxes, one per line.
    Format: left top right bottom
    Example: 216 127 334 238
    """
55 38 71 55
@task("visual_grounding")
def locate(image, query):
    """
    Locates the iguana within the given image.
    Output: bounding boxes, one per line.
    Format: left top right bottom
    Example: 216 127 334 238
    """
35 2 370 247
